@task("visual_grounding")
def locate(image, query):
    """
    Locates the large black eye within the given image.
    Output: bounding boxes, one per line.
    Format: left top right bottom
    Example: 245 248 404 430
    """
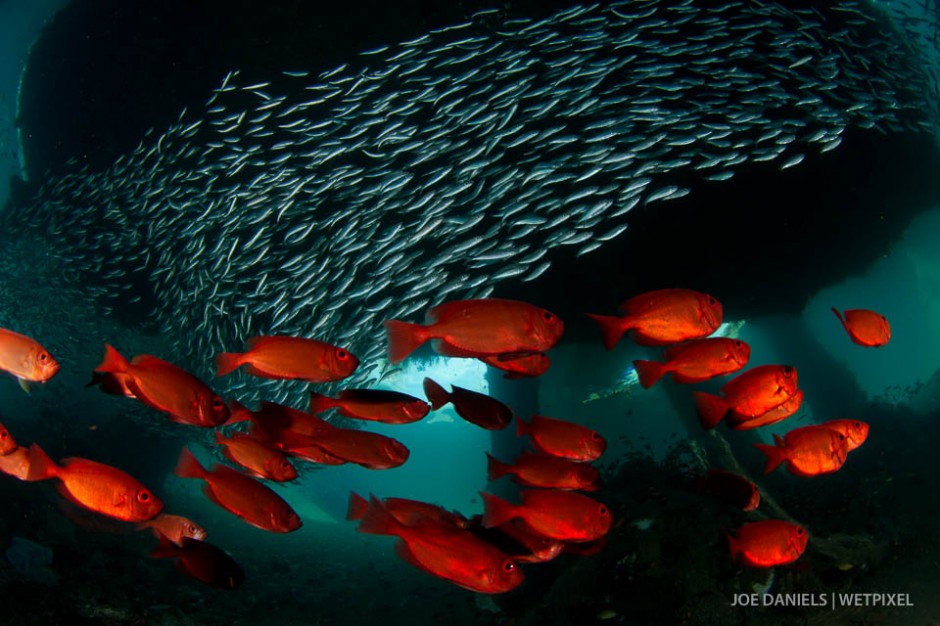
281 461 291 469
855 421 862 428
838 434 845 441
783 366 793 376
337 349 348 360
796 528 804 536
138 491 151 503
502 560 516 573
39 353 47 362
734 341 743 348
707 296 716 305
212 398 224 409
598 505 609 516
188 525 198 534
591 431 601 441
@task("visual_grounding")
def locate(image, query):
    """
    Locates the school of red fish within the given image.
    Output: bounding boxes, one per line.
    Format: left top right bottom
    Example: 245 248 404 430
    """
0 292 888 591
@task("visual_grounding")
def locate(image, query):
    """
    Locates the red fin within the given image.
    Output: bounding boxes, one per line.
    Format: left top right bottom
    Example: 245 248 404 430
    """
384 320 426 364
753 443 785 475
25 444 59 482
357 495 400 536
585 313 626 351
95 344 130 375
633 359 666 389
149 532 180 559
215 352 244 377
831 307 846 329
694 391 728 430
485 453 511 481
516 415 530 437
175 448 207 480
309 392 337 415
480 491 515 528
422 378 450 410
346 492 369 521
225 400 252 424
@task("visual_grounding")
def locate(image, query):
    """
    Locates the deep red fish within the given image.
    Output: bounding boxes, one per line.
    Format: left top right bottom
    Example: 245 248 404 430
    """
822 419 869 451
216 335 358 382
724 520 808 567
309 389 430 424
347 492 469 529
0 422 17 455
726 389 803 431
423 378 514 430
481 490 612 542
633 338 750 388
384 298 564 364
695 469 760 511
487 451 600 491
137 513 207 546
357 495 523 593
754 426 850 477
694 365 799 429
25 444 163 522
95 344 230 427
277 429 410 470
175 448 301 533
0 326 59 387
478 352 551 378
587 288 723 350
214 431 297 482
516 414 606 462
151 534 244 589
832 307 890 347
228 400 335 440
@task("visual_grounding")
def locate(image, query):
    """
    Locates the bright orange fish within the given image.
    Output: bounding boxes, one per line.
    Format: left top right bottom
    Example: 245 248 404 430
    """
347 492 469 529
137 513 207 546
277 429 409 470
822 419 869 451
384 298 564 364
0 446 30 480
724 520 808 567
175 448 302 533
25 444 163 522
694 365 799 429
214 432 297 482
516 414 606 462
832 308 890 347
151 535 244 589
95 344 230 428
309 389 430 424
0 422 17 455
216 335 358 382
357 495 523 594
423 378 514 430
587 288 723 350
487 451 600 491
726 389 803 431
695 469 760 511
481 490 612 542
478 352 551 378
633 338 750 388
0 327 59 388
754 426 850 477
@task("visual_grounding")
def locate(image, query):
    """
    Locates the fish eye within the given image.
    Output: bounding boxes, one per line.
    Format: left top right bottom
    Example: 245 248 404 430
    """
734 340 743 348
502 560 516 573
598 505 609 516
590 431 602 441
708 296 716 305
337 349 348 360
138 491 151 503
796 528 805 536
838 434 845 440
212 397 224 409
782 366 793 376
542 311 553 321
39 353 48 362
0 431 6 439
281 460 291 469
188 525 198 533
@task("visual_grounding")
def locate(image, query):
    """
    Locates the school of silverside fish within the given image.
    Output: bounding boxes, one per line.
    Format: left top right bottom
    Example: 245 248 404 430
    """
0 289 890 591
0 0 935 412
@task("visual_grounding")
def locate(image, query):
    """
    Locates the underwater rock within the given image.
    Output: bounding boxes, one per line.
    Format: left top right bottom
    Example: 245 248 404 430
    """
4 536 56 586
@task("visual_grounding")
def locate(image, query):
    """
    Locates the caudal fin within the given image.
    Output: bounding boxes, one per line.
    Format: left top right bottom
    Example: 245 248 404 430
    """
175 448 207 480
346 492 369 521
225 399 252 424
149 532 180 559
95 344 130 375
585 313 627 351
384 320 426 365
831 307 846 328
24 444 59 482
485 453 511 481
215 352 243 377
633 359 667 389
480 491 516 528
753 441 785 475
422 377 450 410
309 392 337 415
694 391 728 430
516 415 531 438
357 495 401 537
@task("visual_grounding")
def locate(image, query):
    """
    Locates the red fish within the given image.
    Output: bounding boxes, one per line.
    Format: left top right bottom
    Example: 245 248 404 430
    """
0 326 59 388
384 298 564 364
694 365 799 429
137 513 207 546
695 469 760 511
357 495 523 594
423 378 514 430
347 492 469 529
587 288 723 350
822 419 869 451
151 534 244 589
478 352 551 378
175 448 302 533
25 444 163 522
0 423 17 455
726 389 803 431
214 432 297 482
466 516 565 564
94 344 230 427
832 308 890 347
309 389 430 424
516 414 606 462
633 338 750 388
0 446 30 480
487 451 600 491
216 335 359 382
481 490 612 542
228 400 334 440
724 520 808 567
754 426 850 477
277 429 410 470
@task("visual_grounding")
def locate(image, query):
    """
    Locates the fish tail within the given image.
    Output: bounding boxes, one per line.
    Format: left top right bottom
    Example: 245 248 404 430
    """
225 399 251 424
384 320 426 364
722 527 739 562
633 359 667 389
346 492 369 521
357 494 401 537
213 431 225 446
516 415 530 437
215 352 243 377
175 448 207 480
485 453 511 481
480 491 515 528
149 531 180 559
753 442 785 475
585 313 626 351
831 307 846 328
24 443 59 482
309 392 337 415
422 377 449 410
693 391 728 430
95 343 129 374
